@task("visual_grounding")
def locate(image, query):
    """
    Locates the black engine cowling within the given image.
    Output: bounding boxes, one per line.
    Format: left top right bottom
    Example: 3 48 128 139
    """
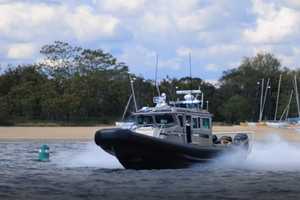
233 133 249 149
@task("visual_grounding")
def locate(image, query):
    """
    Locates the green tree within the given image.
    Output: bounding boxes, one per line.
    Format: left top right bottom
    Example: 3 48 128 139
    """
219 53 283 121
220 95 251 124
0 96 13 125
3 41 298 126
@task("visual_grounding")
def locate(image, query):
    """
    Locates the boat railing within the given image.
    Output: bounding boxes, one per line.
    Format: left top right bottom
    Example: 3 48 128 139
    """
213 131 254 137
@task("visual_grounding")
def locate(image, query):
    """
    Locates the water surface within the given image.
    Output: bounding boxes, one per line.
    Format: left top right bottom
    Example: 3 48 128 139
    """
1 137 300 200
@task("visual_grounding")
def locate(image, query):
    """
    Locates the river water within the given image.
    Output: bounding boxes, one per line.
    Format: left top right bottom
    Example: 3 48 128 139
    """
1 135 300 200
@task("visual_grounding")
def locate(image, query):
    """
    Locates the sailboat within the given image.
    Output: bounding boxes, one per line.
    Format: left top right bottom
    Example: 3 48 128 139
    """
266 74 289 128
266 74 300 128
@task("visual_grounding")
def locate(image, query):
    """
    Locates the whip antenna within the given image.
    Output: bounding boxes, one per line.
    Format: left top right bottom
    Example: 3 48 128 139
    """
189 52 192 92
155 53 161 96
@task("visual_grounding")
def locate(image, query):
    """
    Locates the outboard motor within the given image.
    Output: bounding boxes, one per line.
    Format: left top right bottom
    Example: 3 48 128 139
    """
233 133 249 149
219 136 232 144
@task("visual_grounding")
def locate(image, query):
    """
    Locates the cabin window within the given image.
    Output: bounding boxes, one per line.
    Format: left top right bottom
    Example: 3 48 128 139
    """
202 118 210 129
136 115 153 125
155 114 174 125
192 118 198 128
178 115 184 127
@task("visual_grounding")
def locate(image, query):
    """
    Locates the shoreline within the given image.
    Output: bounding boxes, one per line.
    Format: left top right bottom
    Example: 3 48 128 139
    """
0 126 113 140
0 125 300 142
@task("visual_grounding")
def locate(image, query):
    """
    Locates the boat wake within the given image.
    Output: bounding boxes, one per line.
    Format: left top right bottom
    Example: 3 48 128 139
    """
54 142 123 169
215 134 300 171
54 134 300 171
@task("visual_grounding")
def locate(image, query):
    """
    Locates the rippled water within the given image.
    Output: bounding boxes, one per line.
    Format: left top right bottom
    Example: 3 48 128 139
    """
2 136 300 200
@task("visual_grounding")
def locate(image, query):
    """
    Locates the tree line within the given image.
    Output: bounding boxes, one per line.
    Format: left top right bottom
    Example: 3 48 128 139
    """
0 41 299 125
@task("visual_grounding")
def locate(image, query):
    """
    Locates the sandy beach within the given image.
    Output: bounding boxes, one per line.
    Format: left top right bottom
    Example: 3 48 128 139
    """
0 125 300 141
0 126 113 140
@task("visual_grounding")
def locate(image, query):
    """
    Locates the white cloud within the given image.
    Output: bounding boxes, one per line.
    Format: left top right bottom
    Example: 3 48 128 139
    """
120 45 182 79
120 45 156 74
277 47 300 69
205 64 219 72
0 3 58 40
98 0 145 13
176 11 207 32
1 0 300 81
176 47 192 57
177 44 243 60
251 44 274 55
0 2 120 42
140 12 173 34
66 6 119 41
203 44 241 57
159 59 182 71
7 43 36 59
277 0 300 8
244 0 300 43
175 3 223 32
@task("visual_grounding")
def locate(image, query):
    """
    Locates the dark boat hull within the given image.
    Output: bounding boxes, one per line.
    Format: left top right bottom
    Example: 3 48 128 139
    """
94 128 243 170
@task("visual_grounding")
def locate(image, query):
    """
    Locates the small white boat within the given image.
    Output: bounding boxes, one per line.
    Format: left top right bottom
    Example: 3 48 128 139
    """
266 121 288 128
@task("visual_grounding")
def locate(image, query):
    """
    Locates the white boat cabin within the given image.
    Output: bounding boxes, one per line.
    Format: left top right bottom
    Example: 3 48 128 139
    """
118 90 213 146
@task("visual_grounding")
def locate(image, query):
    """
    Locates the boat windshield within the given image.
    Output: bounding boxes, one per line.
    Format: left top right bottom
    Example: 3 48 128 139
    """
136 115 153 125
175 103 199 109
155 114 174 125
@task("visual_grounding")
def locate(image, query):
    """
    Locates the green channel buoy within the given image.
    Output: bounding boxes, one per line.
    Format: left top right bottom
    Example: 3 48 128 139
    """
38 144 50 162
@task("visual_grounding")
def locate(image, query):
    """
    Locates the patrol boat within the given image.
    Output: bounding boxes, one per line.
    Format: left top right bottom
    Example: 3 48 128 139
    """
95 90 250 169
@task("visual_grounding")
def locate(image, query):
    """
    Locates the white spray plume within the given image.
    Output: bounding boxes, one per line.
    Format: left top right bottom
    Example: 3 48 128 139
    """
218 134 300 171
54 142 123 169
53 134 300 171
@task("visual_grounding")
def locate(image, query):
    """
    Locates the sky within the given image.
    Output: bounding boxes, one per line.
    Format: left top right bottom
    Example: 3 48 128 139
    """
0 0 300 83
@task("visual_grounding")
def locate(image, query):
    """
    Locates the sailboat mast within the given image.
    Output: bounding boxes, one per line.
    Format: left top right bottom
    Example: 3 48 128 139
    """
130 76 138 112
294 75 300 118
274 74 282 121
259 78 270 122
262 78 270 119
122 94 133 120
286 90 294 120
259 78 264 122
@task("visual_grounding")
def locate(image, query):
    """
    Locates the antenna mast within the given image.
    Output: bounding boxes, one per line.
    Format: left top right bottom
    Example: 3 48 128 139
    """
155 54 161 96
189 52 192 92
